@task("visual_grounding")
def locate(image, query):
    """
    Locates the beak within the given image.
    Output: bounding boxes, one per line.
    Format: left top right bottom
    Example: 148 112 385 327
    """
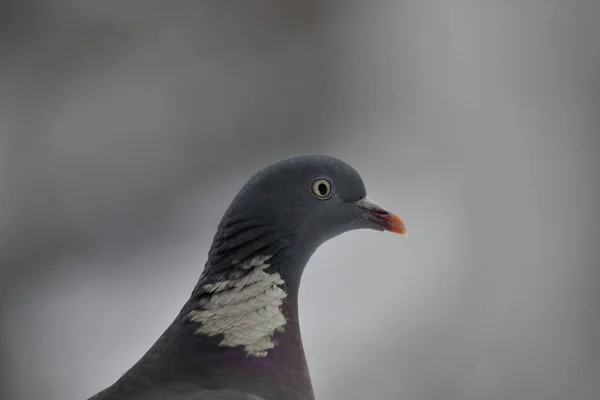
355 198 407 237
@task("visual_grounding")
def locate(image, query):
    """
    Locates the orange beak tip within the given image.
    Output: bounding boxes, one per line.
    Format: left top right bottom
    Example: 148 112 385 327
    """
390 213 408 237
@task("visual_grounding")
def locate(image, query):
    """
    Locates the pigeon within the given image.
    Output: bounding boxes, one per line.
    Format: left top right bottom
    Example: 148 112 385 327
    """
89 155 407 400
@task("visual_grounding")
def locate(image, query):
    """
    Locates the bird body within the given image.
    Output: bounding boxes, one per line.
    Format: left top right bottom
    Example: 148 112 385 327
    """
89 155 406 400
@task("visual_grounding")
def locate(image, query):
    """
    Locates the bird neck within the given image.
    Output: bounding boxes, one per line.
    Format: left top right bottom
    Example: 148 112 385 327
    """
163 253 315 399
188 217 315 348
186 244 312 357
105 234 316 399
189 255 291 356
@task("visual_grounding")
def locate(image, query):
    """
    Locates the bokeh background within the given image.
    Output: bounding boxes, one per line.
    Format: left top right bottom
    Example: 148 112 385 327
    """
1 1 599 399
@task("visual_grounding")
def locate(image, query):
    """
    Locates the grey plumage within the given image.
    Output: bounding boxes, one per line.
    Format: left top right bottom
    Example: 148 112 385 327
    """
92 388 265 400
88 155 406 400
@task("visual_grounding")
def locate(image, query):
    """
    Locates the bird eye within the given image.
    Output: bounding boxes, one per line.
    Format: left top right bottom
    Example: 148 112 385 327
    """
311 177 332 199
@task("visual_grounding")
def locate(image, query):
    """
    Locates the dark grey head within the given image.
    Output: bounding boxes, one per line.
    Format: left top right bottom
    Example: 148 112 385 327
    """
206 155 406 282
232 155 404 242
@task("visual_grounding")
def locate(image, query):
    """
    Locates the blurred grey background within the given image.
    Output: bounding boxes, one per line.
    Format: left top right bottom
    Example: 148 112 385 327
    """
1 1 599 399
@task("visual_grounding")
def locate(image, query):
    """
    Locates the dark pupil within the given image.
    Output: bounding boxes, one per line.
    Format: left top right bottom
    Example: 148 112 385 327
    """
317 182 328 196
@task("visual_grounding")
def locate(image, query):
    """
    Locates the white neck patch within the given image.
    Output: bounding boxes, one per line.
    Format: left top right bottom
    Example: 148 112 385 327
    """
189 255 288 357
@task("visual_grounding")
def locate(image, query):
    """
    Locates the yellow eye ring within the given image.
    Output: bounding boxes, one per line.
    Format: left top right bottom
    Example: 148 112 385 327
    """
311 178 332 199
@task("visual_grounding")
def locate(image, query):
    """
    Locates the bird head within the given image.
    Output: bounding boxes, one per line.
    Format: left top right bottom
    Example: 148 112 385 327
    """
217 155 406 257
